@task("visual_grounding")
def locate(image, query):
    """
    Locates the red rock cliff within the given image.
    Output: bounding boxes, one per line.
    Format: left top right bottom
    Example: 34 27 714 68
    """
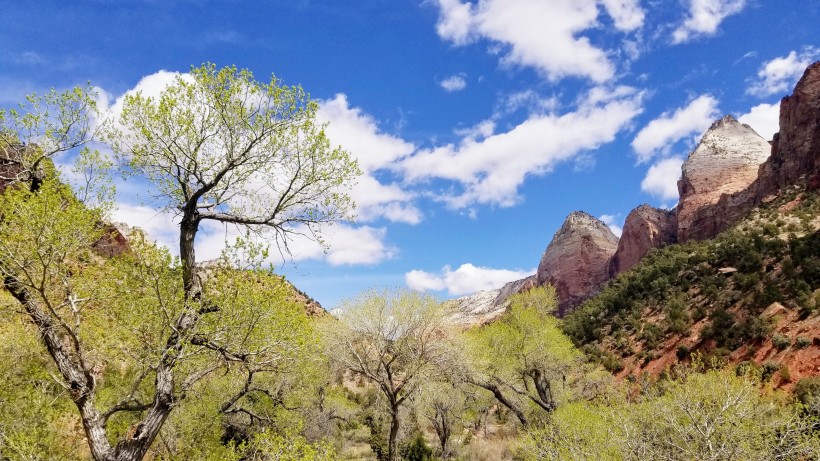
609 204 677 276
537 211 619 315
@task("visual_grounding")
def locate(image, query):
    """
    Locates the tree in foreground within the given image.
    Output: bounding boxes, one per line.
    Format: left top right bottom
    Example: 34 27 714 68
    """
465 285 583 427
0 64 359 461
323 288 454 461
519 367 820 461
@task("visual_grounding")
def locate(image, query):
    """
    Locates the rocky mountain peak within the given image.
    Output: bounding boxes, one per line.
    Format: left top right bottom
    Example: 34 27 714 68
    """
609 204 677 276
537 211 619 315
677 113 771 241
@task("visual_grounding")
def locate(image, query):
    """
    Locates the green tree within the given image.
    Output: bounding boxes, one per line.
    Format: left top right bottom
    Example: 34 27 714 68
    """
0 64 359 461
322 288 455 461
465 285 583 427
520 368 820 461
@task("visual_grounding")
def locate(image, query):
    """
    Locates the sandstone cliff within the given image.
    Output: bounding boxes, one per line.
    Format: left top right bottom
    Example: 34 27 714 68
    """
609 204 677 276
687 61 820 240
760 61 820 195
537 211 619 315
677 115 771 242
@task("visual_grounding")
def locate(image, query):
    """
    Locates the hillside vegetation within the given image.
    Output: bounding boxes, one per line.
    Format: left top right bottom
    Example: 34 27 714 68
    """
564 185 820 384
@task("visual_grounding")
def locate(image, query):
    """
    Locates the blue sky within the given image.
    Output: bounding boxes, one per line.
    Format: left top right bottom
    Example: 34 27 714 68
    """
2 0 818 308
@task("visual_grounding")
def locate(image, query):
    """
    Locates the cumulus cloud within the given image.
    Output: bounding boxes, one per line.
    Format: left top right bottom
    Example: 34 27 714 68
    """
113 200 396 266
112 202 180 251
399 86 644 209
405 263 535 296
746 49 818 97
97 72 400 267
599 0 645 31
641 156 684 202
739 102 780 141
453 119 495 140
433 0 646 83
672 0 746 44
599 214 623 237
317 94 422 224
439 74 467 92
631 95 719 163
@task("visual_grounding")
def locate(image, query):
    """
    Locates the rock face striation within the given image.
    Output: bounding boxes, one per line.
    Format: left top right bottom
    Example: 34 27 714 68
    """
688 61 820 240
537 211 619 315
760 61 820 195
609 204 677 276
677 115 771 242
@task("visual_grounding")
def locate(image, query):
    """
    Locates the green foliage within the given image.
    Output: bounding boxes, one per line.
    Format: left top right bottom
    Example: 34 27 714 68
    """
795 336 812 349
467 286 582 415
794 377 820 407
761 361 781 382
399 432 433 461
675 345 690 361
519 368 820 461
112 63 360 240
772 333 792 350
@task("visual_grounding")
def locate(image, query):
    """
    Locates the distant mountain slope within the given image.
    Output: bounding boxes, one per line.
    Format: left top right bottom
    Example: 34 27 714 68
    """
563 187 820 385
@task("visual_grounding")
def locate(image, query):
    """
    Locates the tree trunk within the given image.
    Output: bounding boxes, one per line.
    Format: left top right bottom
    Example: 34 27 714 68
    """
388 405 400 461
530 369 556 413
433 406 451 459
468 378 529 427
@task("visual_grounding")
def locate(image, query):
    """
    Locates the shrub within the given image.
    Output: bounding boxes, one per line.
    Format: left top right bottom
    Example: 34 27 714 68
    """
772 334 791 350
399 432 433 461
795 336 811 349
794 376 820 406
676 345 690 361
779 364 792 383
761 361 781 381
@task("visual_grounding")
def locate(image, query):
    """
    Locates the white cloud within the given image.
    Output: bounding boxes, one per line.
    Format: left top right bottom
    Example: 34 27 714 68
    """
97 73 400 267
739 102 780 141
672 0 746 44
439 74 467 92
435 0 475 45
97 70 189 126
746 49 818 97
497 90 559 116
641 156 684 201
112 202 180 252
453 119 495 140
405 263 535 296
434 0 647 83
399 86 644 208
113 200 395 266
631 95 719 163
317 94 421 224
599 0 645 31
306 225 396 266
599 214 623 237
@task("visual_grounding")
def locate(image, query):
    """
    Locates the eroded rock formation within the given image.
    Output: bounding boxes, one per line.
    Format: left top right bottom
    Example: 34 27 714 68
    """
609 204 677 276
677 115 771 241
690 61 820 239
537 211 619 315
759 61 820 195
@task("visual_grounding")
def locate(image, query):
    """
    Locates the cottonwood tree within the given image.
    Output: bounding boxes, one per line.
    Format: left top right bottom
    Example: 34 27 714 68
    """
0 85 105 193
0 64 359 461
415 381 467 459
465 285 583 427
520 368 820 461
323 288 454 461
